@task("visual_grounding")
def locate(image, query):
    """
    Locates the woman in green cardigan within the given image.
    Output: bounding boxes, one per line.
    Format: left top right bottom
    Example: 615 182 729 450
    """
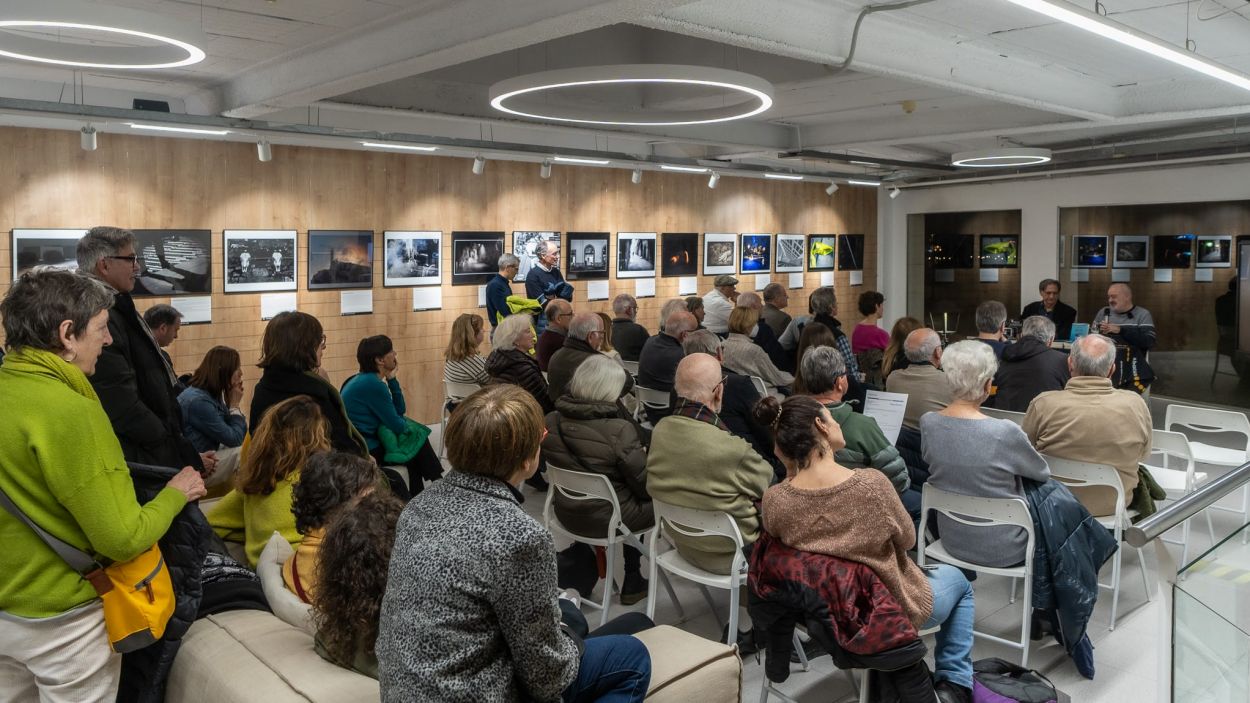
0 270 205 700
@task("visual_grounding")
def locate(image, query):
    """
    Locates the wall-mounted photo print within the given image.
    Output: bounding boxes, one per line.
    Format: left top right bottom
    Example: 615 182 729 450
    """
451 231 506 286
1072 235 1108 268
383 231 441 286
1112 235 1148 269
838 234 865 271
616 232 656 279
661 233 699 277
807 234 836 271
774 234 805 273
11 229 88 280
566 232 610 280
129 229 213 296
978 234 1019 269
925 233 974 269
308 230 374 290
740 234 772 273
703 233 738 276
223 230 298 293
1154 234 1194 269
513 231 561 282
1197 235 1233 268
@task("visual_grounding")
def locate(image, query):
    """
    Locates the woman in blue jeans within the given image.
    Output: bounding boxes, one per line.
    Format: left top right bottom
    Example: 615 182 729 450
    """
755 395 975 703
377 384 651 702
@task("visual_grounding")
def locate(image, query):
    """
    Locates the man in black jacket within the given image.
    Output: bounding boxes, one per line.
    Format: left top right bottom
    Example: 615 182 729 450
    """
610 293 649 362
77 227 208 473
991 315 1070 411
1021 278 1077 342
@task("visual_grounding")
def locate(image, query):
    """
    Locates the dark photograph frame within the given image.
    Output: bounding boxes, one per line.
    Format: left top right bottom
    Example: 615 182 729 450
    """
838 234 865 271
223 229 298 293
1153 234 1194 269
1072 235 1108 269
775 233 805 273
11 228 88 281
660 232 699 278
451 231 506 286
566 232 610 281
978 234 1019 269
807 234 837 272
308 230 374 290
926 233 975 269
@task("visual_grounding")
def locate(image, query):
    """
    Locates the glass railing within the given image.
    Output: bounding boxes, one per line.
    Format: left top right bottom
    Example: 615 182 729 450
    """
1173 522 1250 702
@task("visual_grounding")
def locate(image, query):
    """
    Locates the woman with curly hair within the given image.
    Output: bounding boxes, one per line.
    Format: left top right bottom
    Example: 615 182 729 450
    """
285 452 383 604
207 395 331 566
312 490 405 678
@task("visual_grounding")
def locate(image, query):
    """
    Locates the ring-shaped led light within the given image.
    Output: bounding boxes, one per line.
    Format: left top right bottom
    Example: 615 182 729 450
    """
490 65 774 127
0 1 207 69
951 148 1053 168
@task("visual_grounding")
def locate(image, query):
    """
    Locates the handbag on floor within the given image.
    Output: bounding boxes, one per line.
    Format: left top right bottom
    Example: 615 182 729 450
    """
972 658 1069 703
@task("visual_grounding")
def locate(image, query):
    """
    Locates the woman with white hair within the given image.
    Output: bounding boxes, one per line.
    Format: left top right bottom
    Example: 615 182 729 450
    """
920 340 1050 568
485 313 554 415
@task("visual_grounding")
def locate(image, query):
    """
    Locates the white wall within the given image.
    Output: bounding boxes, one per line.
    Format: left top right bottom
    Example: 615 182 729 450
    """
880 159 1250 318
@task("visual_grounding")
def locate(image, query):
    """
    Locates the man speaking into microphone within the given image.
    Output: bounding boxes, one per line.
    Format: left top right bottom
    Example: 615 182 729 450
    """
1092 282 1156 393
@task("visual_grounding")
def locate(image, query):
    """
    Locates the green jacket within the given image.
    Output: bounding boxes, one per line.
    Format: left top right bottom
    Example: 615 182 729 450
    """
824 401 910 495
0 347 186 618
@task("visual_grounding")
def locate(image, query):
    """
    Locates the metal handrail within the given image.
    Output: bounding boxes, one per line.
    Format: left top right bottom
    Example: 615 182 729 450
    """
1126 460 1250 547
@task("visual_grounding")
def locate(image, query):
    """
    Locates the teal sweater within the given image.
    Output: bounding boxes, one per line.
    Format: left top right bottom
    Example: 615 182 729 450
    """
0 347 186 618
823 401 910 495
341 374 407 452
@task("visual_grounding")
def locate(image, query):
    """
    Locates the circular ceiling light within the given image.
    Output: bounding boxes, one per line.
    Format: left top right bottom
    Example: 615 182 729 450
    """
0 0 208 69
951 148 1053 168
489 64 774 127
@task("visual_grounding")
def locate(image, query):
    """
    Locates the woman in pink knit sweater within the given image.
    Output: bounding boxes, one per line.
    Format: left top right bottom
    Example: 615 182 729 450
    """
755 395 976 703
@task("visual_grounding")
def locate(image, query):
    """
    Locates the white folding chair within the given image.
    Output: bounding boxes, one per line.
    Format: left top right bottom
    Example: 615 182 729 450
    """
981 406 1025 426
544 465 679 627
632 385 671 425
748 375 768 398
1044 454 1152 630
918 484 1035 666
621 360 639 379
1165 404 1250 539
1144 430 1214 569
440 380 480 456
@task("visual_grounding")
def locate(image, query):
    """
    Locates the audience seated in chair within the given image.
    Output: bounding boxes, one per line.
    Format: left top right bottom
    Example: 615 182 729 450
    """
885 328 952 490
754 394 973 703
991 315 1070 412
882 316 923 383
722 306 794 395
543 355 652 604
443 313 491 386
208 395 332 567
685 295 706 328
179 345 248 487
595 311 625 366
536 299 573 372
377 384 653 702
486 313 555 415
1023 333 1151 517
611 293 649 362
636 310 698 425
921 341 1050 568
735 292 793 373
851 291 890 355
760 283 792 343
805 285 860 379
286 451 384 604
548 313 634 403
973 301 1009 360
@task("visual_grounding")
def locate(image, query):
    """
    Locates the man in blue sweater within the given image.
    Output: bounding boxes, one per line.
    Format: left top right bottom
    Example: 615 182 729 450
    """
485 254 519 332
525 240 571 335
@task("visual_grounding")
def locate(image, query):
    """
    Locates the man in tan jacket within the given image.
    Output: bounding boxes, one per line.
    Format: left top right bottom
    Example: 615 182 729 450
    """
1023 333 1152 517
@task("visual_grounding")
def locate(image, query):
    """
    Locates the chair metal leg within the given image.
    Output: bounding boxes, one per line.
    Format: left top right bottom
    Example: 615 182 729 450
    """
791 630 810 672
657 571 685 619
645 543 660 621
759 675 770 703
1009 577 1017 604
859 669 871 703
727 585 740 647
1137 546 1153 602
1020 575 1033 667
599 541 616 627
699 585 724 629
1108 542 1123 631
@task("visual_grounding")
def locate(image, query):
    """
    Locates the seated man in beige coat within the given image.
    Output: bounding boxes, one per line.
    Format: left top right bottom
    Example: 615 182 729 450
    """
885 328 952 432
645 353 774 575
1023 333 1152 517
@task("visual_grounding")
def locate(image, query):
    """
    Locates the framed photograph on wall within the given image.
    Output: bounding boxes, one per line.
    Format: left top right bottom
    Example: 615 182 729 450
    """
838 234 865 271
616 232 656 279
130 229 212 296
451 231 505 286
1112 235 1149 269
566 232 610 280
1154 234 1194 269
926 233 974 269
11 228 88 280
1072 235 1108 268
978 234 1019 269
807 234 836 271
308 230 374 290
774 234 805 273
512 231 561 283
660 233 699 277
1197 235 1233 268
383 231 441 286
223 230 298 293
703 233 738 276
740 233 772 273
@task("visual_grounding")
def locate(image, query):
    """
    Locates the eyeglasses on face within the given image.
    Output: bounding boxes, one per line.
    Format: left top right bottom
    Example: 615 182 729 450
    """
106 255 139 266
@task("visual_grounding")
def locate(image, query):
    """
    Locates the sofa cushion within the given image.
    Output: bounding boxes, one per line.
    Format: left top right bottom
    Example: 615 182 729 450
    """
257 531 314 635
635 625 741 702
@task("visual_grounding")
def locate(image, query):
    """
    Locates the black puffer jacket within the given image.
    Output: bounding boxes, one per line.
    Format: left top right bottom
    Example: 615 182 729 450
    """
250 364 368 457
541 396 652 537
991 337 1071 412
486 348 555 414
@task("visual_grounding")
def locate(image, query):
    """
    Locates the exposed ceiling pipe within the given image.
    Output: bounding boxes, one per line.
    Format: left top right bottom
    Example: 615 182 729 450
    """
898 151 1250 188
1049 125 1247 154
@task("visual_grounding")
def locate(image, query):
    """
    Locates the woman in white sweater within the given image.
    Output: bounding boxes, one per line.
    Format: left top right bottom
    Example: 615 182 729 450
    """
721 306 794 394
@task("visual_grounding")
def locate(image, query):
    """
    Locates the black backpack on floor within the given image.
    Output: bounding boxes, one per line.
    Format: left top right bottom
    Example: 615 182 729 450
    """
972 658 1069 703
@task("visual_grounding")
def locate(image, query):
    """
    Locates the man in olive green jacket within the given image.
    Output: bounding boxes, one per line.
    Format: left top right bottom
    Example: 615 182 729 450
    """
646 354 773 575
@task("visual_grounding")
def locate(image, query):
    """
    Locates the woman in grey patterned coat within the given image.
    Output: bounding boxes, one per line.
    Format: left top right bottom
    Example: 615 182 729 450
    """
376 384 653 702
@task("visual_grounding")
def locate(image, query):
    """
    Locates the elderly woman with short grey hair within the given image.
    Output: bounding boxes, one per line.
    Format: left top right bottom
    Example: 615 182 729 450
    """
541 355 652 602
921 340 1050 568
485 312 553 414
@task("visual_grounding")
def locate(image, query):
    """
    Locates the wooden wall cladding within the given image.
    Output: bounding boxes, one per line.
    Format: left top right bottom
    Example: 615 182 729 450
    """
1059 201 1249 352
0 127 877 422
922 210 1022 339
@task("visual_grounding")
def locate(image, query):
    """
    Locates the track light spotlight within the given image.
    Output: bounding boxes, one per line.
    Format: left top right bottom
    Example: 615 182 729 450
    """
472 156 486 175
708 171 720 189
825 182 838 196
631 169 642 185
889 186 901 199
80 125 97 151
257 140 272 162
540 161 552 179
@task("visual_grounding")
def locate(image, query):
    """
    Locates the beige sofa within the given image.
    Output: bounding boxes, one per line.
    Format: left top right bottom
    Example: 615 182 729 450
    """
167 611 741 702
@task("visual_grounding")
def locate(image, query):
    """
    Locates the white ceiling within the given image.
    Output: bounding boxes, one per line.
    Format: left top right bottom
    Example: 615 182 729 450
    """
1 0 1249 182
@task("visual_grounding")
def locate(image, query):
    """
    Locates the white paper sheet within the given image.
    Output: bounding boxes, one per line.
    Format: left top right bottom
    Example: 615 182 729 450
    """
412 287 442 311
1195 268 1214 282
477 285 487 308
260 292 297 320
1154 269 1173 283
979 269 999 283
755 274 771 291
820 271 835 286
586 280 610 301
863 390 909 445
788 272 804 289
1070 268 1090 283
849 270 864 286
934 269 955 283
340 290 373 316
1112 268 1131 283
678 276 698 296
635 278 656 298
171 296 211 324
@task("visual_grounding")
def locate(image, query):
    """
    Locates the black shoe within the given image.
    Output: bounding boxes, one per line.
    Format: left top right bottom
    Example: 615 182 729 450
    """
934 680 972 703
789 636 825 663
619 571 648 606
525 473 549 492
721 625 759 657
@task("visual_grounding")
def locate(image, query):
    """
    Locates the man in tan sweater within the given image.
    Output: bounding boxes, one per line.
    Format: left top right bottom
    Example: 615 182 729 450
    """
1023 333 1152 517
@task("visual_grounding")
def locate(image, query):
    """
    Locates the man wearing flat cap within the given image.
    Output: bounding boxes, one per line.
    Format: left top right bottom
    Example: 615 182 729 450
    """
702 274 739 335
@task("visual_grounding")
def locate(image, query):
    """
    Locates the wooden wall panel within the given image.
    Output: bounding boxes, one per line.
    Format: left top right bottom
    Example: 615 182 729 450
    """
0 127 877 422
922 210 1022 338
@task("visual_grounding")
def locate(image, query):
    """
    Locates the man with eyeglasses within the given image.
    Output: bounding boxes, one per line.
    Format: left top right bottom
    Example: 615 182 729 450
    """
77 227 210 476
536 299 574 372
546 313 634 403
